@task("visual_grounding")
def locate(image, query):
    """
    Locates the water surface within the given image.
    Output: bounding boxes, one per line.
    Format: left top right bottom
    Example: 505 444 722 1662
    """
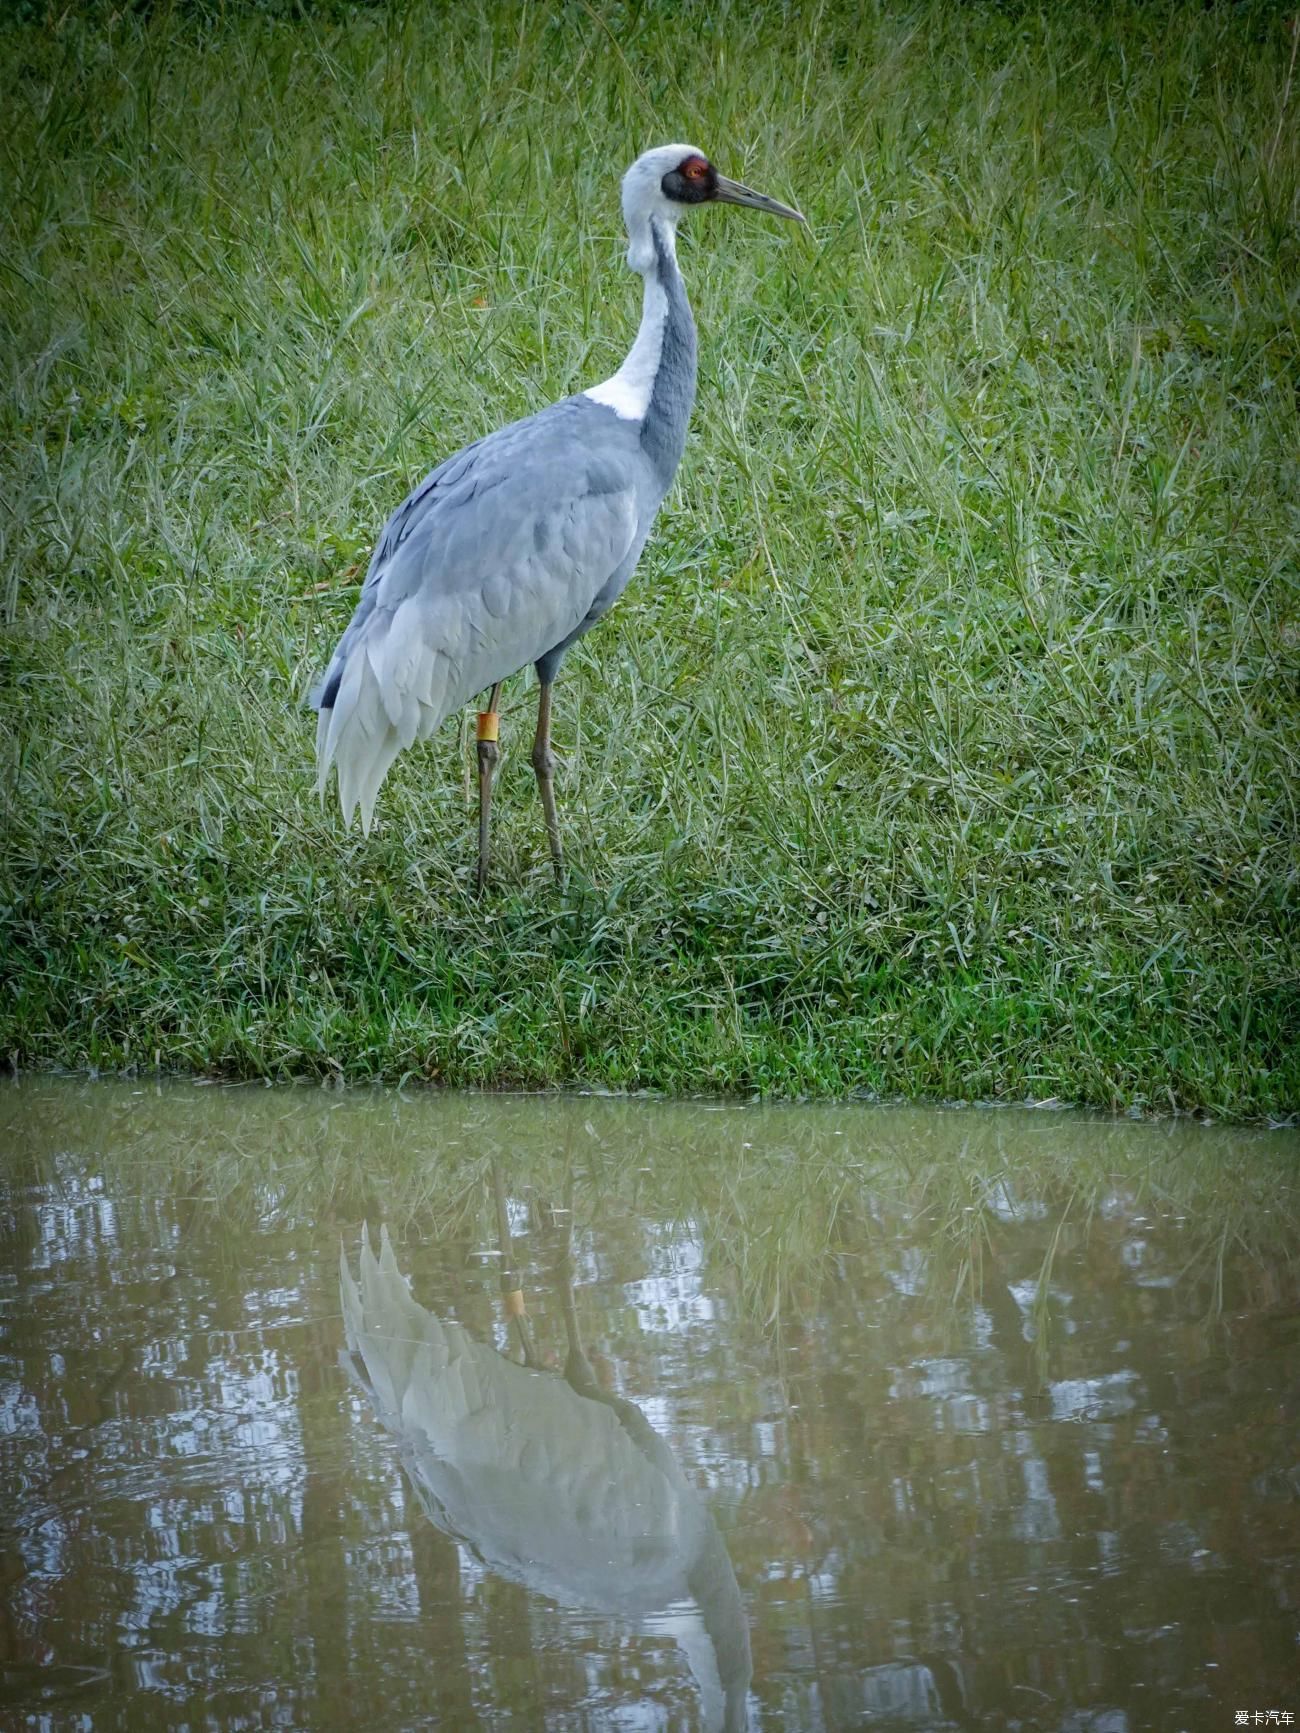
2 1081 1298 1730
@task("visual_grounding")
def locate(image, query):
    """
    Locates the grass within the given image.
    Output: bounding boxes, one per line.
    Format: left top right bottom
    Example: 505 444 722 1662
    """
1 0 1298 1117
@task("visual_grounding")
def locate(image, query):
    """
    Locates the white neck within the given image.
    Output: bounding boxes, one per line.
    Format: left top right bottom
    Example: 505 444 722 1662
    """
584 217 675 423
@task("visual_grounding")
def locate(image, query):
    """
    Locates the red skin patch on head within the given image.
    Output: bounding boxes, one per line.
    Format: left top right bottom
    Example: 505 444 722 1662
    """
679 155 710 181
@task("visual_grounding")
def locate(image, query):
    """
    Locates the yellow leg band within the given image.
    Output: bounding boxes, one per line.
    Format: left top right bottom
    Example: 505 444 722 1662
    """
477 711 499 743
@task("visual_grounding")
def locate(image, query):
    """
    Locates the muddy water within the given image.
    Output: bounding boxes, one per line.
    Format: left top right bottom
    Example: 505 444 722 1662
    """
1 1080 1297 1731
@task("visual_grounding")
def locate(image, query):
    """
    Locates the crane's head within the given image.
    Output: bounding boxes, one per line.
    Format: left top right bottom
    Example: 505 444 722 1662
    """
621 144 804 272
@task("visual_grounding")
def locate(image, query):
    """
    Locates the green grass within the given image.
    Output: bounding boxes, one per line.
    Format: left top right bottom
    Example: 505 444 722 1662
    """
2 0 1298 1117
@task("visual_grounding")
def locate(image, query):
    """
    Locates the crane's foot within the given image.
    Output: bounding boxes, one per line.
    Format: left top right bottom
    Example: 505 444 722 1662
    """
531 742 565 888
475 696 502 896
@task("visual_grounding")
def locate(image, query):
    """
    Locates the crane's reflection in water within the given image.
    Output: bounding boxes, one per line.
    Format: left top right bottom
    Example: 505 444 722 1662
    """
340 1205 751 1732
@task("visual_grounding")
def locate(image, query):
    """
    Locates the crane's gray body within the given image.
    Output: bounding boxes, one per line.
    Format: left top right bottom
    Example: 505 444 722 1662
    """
313 220 696 830
341 1225 752 1732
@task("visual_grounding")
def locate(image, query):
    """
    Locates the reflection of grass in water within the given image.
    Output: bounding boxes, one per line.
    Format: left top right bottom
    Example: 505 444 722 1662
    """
5 1083 1296 1332
705 1125 1300 1333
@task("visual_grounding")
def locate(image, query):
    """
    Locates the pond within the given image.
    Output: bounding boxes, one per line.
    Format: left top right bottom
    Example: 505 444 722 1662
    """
2 1080 1298 1730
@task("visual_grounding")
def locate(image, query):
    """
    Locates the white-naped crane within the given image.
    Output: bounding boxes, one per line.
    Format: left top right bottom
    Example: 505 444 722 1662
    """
311 145 803 889
341 1223 753 1731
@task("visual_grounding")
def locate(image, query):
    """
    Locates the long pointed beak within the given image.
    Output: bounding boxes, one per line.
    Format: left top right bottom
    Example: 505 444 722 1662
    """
714 173 806 225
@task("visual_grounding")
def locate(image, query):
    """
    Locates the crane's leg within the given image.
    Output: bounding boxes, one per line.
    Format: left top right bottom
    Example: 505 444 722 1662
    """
476 681 503 896
531 680 565 887
492 1162 542 1368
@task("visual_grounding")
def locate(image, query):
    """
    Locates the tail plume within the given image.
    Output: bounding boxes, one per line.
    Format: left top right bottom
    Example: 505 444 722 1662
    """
313 649 405 834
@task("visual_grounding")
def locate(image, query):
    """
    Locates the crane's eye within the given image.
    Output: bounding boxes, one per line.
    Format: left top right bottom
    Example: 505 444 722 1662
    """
662 154 716 203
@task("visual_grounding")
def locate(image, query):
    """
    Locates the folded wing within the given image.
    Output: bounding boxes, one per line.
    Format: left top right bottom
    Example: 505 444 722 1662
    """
313 401 642 832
